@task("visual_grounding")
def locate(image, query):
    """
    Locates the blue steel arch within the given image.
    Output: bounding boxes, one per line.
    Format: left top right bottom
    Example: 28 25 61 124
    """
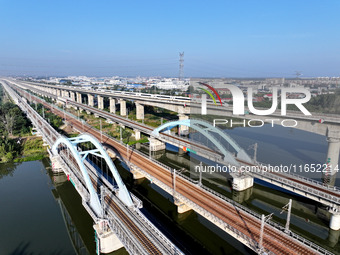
52 134 133 217
151 119 252 166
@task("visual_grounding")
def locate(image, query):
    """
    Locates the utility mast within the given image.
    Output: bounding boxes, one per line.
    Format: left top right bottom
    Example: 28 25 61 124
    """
179 52 184 80
295 71 302 79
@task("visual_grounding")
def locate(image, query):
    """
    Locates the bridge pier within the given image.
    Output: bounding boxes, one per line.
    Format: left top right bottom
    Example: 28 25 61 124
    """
94 222 123 253
330 211 340 231
149 137 165 151
231 173 254 191
50 155 63 173
70 92 75 101
178 114 189 135
109 97 116 114
120 99 126 116
66 102 72 109
98 95 104 110
76 92 83 112
76 92 82 104
88 94 94 107
136 102 144 120
70 92 77 109
232 187 253 204
130 168 145 180
328 228 340 247
323 129 340 185
134 129 141 140
174 199 191 213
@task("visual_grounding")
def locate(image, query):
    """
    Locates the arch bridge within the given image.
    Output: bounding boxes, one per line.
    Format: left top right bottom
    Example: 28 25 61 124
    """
151 119 253 166
52 134 133 217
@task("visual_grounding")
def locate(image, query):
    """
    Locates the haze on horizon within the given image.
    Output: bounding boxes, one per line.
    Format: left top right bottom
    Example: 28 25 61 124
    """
0 0 339 78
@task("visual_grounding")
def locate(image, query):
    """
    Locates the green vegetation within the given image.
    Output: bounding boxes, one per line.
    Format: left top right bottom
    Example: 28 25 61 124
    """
31 103 64 129
14 138 47 162
303 90 340 113
0 85 47 163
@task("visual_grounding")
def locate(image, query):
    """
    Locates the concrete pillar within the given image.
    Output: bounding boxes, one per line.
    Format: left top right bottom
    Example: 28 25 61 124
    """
93 222 123 253
135 102 144 120
109 97 116 114
134 129 141 140
330 212 340 231
232 187 253 204
323 129 340 184
231 173 254 191
76 92 82 104
88 94 94 107
98 95 104 110
328 228 340 247
70 92 75 101
326 137 340 175
50 155 63 173
178 114 189 135
57 89 61 96
130 168 144 180
148 137 165 151
174 199 191 213
120 99 126 116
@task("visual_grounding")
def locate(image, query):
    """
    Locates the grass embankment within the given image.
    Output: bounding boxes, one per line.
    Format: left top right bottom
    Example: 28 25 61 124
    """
0 85 49 163
65 107 154 145
13 137 48 163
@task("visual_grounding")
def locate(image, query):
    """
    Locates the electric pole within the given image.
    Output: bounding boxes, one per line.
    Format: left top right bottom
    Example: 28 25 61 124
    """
280 199 292 233
259 213 273 253
179 52 184 81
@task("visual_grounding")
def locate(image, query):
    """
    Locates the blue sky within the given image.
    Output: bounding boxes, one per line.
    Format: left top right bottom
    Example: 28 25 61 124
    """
0 0 339 77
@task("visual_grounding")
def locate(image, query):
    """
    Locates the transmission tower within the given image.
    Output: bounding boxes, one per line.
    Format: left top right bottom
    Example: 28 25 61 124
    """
179 52 184 80
295 71 302 79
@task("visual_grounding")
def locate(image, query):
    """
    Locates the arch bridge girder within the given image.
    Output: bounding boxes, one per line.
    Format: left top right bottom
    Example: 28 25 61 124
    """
151 119 252 166
52 134 133 218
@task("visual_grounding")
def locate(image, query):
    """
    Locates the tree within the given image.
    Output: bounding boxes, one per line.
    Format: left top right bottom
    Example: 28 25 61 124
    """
2 113 15 136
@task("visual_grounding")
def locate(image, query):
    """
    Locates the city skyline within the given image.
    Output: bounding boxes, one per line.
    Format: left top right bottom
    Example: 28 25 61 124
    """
1 0 340 77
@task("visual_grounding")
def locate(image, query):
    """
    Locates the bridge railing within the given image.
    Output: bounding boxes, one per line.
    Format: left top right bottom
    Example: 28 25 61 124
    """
248 168 340 205
132 209 184 255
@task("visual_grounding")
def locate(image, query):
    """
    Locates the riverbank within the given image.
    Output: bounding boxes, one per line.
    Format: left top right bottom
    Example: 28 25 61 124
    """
0 84 48 164
13 136 48 163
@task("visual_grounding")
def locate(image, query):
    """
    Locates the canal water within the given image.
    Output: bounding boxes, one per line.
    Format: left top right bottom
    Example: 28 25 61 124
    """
0 160 78 255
